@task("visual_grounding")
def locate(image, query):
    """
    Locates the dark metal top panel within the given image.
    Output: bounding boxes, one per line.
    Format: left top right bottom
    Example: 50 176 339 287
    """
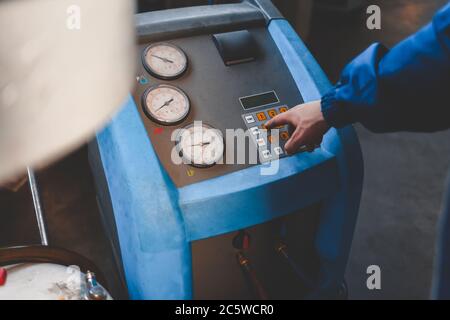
251 0 284 21
135 3 266 42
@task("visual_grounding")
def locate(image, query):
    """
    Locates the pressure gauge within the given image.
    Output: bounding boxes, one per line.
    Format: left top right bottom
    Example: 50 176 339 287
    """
142 43 188 80
176 123 224 168
142 84 190 125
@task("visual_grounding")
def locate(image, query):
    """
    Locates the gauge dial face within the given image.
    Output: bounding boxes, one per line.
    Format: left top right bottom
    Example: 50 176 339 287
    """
176 123 224 168
143 43 188 80
142 85 190 125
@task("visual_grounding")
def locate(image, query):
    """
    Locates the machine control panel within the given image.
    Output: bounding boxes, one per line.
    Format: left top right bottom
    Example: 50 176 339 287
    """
134 27 304 187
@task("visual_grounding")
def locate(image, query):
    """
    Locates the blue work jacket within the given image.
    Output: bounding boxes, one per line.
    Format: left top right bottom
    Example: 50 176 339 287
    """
321 3 450 299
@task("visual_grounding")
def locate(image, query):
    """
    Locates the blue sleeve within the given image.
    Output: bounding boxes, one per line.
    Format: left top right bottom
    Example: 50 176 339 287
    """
321 3 450 133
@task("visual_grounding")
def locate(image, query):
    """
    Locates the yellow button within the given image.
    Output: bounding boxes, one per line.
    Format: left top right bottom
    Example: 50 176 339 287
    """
256 112 267 121
279 107 288 113
267 109 277 118
280 132 290 141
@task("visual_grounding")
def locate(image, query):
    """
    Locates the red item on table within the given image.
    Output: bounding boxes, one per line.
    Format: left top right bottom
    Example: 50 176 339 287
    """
0 268 7 286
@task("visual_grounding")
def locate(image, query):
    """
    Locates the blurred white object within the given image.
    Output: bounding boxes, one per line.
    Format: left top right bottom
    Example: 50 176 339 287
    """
0 264 112 300
0 0 136 183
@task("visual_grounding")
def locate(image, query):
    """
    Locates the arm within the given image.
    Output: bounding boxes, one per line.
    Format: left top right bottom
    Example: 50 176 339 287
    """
267 3 450 153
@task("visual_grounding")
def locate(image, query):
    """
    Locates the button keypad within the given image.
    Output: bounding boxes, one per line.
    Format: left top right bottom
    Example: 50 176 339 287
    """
241 105 291 163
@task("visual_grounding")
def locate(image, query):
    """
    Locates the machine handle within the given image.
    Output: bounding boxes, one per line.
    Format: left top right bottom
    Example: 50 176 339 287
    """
135 1 282 42
27 168 49 246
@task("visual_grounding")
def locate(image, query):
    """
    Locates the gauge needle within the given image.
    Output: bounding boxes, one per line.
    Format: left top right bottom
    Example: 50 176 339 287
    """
191 141 211 147
155 98 174 112
151 54 174 64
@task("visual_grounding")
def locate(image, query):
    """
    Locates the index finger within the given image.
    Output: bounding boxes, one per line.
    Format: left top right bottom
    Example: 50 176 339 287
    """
264 112 292 129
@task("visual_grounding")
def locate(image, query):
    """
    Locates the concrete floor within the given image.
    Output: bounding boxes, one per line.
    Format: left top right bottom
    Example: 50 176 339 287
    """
0 0 449 300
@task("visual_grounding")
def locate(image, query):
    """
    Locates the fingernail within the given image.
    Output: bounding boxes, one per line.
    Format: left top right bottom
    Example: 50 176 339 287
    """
284 144 291 155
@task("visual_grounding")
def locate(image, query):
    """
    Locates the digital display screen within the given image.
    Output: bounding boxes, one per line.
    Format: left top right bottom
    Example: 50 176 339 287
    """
240 91 279 110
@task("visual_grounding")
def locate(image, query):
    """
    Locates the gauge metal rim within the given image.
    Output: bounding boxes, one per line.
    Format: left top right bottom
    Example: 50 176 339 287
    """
142 42 189 80
175 122 225 168
141 84 191 126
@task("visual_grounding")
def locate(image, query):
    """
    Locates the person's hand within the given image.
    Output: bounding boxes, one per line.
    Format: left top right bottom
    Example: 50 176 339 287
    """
265 100 330 155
